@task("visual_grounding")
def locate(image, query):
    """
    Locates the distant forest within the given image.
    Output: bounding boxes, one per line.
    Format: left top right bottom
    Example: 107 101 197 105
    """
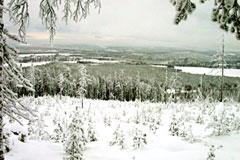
9 62 240 102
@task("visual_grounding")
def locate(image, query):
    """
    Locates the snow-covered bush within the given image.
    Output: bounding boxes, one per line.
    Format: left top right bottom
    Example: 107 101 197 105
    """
104 115 112 126
3 131 11 153
206 145 216 160
109 125 126 149
52 123 64 142
169 114 180 136
206 103 239 136
132 128 147 149
87 118 97 142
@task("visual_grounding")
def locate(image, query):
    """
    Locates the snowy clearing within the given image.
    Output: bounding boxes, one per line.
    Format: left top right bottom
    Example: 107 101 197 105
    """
4 96 240 160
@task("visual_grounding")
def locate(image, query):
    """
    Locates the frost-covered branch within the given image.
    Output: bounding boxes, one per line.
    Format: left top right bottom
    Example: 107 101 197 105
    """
171 0 240 40
39 0 57 44
8 0 29 41
62 0 72 24
39 0 101 43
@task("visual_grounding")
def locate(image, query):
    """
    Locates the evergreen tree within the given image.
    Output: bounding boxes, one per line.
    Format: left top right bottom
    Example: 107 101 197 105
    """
132 128 147 149
64 108 86 160
58 73 64 98
76 65 88 108
87 118 97 142
169 114 180 136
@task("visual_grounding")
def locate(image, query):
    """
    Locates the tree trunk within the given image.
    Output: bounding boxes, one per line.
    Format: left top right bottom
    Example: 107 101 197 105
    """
0 0 4 159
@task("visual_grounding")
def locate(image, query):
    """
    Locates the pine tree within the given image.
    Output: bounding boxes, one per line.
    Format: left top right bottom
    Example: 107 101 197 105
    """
76 65 88 108
87 118 97 142
169 114 180 136
64 108 86 160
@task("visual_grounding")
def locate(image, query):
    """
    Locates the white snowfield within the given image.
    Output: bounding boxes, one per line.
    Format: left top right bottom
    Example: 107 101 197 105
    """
19 61 52 67
5 96 240 160
175 66 240 78
19 59 120 67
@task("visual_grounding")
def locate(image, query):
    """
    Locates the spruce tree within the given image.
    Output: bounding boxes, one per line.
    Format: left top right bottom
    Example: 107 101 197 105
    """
64 108 86 160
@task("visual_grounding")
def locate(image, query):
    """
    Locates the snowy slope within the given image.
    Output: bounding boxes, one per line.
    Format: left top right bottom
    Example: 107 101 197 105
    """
5 96 240 160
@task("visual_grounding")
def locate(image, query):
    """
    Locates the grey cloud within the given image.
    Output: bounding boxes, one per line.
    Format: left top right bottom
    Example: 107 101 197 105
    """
11 0 239 50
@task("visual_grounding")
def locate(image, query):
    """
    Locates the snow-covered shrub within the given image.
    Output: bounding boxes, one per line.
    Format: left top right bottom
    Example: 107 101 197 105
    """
87 118 97 142
18 133 27 143
169 114 180 136
52 123 64 142
3 131 11 153
196 114 204 124
206 104 232 136
132 128 147 149
206 145 216 160
109 125 126 149
104 115 112 127
183 125 196 143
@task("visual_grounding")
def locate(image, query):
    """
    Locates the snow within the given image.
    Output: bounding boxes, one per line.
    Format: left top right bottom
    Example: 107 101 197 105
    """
175 66 240 77
19 53 70 57
19 61 52 67
79 59 120 64
5 96 240 160
6 140 63 160
19 53 56 57
19 61 77 67
150 65 167 68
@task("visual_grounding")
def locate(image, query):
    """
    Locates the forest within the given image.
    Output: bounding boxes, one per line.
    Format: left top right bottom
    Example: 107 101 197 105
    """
9 62 240 102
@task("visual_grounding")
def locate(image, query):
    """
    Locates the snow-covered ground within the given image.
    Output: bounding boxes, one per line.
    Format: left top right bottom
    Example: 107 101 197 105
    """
19 58 119 67
19 61 52 67
78 59 120 64
175 66 240 78
5 96 240 160
19 61 79 67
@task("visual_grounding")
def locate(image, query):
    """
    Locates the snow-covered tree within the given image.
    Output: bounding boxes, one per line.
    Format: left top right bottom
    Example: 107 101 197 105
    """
170 0 240 40
132 128 147 149
109 125 126 149
76 65 89 108
76 65 88 98
0 0 101 158
87 118 97 142
169 114 180 136
58 73 64 99
64 108 86 160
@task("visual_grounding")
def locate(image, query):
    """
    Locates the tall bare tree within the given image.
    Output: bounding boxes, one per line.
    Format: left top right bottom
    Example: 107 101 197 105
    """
0 0 101 159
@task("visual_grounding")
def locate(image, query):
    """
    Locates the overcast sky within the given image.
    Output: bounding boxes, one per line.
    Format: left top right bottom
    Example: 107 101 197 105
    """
6 0 240 50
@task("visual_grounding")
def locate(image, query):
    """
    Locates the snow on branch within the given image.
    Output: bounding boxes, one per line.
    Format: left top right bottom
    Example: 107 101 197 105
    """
171 0 240 39
40 0 57 45
8 0 29 42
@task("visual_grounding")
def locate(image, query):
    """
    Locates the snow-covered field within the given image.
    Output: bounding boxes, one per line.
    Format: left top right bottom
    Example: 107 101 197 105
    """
19 61 52 67
175 66 240 78
4 96 240 160
19 58 120 67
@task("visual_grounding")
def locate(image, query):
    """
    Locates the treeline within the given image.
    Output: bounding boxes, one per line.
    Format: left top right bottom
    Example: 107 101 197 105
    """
8 62 240 102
